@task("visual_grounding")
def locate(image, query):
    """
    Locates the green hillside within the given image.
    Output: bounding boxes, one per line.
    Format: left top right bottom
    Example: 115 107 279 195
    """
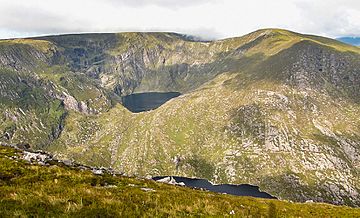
0 29 359 207
1 145 360 217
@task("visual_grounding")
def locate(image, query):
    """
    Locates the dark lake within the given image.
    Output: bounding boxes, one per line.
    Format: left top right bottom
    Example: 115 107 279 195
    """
153 176 276 199
122 92 181 113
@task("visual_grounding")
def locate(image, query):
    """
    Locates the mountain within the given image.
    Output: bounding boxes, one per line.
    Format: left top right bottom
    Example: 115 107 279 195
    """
0 29 359 206
2 145 360 217
337 37 360 46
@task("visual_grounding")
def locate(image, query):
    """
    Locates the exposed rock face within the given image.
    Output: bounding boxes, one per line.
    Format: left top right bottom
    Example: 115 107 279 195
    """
0 39 58 71
57 92 89 114
283 41 360 101
23 151 48 164
0 29 359 206
59 92 79 111
41 33 227 96
156 176 186 186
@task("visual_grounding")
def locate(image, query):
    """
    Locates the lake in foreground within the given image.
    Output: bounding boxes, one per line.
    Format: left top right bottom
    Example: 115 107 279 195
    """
153 176 276 199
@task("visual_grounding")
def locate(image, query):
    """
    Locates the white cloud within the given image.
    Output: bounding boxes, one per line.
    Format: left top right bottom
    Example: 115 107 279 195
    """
104 0 219 9
0 0 358 39
291 0 360 36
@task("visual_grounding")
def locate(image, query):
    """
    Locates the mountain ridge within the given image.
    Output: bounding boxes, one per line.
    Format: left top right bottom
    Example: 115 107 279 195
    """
0 28 359 206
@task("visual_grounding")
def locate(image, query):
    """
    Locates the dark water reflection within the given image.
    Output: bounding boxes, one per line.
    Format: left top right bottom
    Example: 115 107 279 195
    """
122 92 181 113
153 176 276 199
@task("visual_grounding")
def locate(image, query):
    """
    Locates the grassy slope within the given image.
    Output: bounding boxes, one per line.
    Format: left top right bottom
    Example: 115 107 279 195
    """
1 29 360 206
45 30 360 206
1 146 360 217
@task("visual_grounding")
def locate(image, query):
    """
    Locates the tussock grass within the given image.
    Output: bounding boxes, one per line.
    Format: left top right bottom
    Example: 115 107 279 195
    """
1 146 359 217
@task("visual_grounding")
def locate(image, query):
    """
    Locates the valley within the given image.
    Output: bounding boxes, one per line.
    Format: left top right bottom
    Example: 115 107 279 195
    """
0 29 359 207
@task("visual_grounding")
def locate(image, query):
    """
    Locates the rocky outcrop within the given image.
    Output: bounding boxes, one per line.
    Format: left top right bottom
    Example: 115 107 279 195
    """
0 143 122 176
156 176 185 186
57 92 88 114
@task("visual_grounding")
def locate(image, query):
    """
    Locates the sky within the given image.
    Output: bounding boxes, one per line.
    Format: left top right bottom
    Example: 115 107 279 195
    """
0 0 359 40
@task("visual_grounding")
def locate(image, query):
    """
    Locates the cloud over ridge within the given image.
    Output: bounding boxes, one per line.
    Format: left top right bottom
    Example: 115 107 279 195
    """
0 0 358 39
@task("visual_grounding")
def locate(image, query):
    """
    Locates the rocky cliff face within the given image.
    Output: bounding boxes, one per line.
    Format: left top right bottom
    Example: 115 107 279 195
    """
0 38 113 148
40 32 240 96
0 29 359 206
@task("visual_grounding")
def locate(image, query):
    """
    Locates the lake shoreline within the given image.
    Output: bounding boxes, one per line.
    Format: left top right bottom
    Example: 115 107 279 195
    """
122 92 181 113
153 176 276 199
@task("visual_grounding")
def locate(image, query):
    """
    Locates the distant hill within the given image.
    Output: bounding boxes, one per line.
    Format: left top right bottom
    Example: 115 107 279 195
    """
337 37 360 46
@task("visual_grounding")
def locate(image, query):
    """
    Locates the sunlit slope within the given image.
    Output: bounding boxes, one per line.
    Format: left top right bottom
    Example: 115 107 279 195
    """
2 145 360 217
0 29 359 206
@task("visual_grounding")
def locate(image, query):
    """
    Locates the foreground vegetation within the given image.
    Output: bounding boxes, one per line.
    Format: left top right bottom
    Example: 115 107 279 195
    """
0 146 359 217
